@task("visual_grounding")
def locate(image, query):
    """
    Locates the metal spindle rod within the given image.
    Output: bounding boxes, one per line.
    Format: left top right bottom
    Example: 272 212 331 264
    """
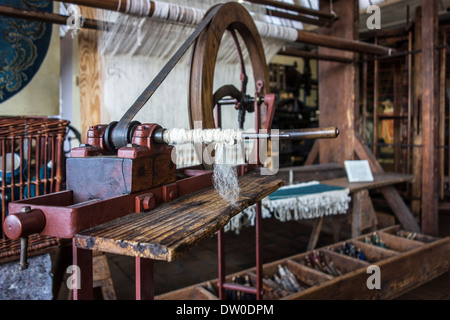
241 127 339 140
153 127 339 144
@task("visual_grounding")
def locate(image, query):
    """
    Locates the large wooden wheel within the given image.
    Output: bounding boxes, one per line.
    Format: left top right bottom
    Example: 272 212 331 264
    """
188 2 270 131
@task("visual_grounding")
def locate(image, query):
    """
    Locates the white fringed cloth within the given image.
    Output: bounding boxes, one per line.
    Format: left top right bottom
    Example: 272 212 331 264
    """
225 181 351 234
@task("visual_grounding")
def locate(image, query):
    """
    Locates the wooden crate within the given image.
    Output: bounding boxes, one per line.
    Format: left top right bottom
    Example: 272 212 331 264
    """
156 225 450 300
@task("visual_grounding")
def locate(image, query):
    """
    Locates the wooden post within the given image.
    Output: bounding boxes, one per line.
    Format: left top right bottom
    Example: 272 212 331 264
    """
439 32 447 200
362 55 368 143
318 0 358 164
394 66 403 173
72 239 93 300
135 257 154 300
421 0 439 236
373 38 379 158
407 30 413 179
411 7 423 220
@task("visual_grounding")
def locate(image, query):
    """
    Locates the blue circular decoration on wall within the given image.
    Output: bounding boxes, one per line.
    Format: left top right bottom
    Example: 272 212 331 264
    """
0 0 53 103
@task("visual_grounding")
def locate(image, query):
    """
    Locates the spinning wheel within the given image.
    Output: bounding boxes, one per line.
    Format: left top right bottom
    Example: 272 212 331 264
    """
188 2 271 132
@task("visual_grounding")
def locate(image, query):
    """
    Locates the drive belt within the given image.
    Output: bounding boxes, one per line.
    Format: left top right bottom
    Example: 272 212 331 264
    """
111 4 223 149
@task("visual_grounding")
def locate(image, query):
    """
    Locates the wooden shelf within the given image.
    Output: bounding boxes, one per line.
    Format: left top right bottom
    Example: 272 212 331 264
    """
321 172 414 193
156 225 450 300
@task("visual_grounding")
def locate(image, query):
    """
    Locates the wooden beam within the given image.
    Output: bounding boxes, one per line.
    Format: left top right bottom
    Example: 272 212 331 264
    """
307 217 323 251
318 0 358 164
303 140 319 165
421 0 439 236
245 0 337 20
296 29 392 56
266 8 330 27
0 4 100 29
278 48 354 63
411 7 423 220
373 38 379 158
439 32 447 199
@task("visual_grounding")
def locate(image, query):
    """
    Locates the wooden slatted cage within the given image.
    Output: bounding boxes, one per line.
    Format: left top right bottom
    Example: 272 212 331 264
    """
0 117 69 262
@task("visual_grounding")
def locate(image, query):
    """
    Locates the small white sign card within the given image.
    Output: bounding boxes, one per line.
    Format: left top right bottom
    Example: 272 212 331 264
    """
344 160 374 182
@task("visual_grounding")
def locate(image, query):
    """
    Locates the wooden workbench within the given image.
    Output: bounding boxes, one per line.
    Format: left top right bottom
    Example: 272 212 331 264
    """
321 172 415 193
72 172 285 299
319 172 419 240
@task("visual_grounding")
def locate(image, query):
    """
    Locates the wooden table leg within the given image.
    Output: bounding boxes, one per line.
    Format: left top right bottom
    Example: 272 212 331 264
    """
72 238 93 300
352 191 363 238
307 217 324 251
217 228 225 300
255 200 262 300
380 186 421 232
136 257 154 300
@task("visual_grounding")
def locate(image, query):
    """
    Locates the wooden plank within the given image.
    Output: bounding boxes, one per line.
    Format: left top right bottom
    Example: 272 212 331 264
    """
354 134 384 173
352 191 362 238
320 249 369 273
377 231 424 252
285 259 333 286
421 0 440 236
348 240 399 262
303 140 319 165
285 237 450 300
276 162 345 185
194 286 219 300
307 217 323 251
78 6 101 143
379 186 421 232
74 173 284 261
321 173 415 193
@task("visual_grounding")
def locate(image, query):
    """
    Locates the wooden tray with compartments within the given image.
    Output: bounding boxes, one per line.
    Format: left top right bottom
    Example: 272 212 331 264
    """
156 225 450 300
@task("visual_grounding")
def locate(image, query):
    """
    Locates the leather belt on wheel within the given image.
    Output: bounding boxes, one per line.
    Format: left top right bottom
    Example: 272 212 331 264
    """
111 4 223 149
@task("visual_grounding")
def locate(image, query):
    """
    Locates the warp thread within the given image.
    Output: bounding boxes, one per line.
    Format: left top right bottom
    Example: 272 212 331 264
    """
162 128 243 145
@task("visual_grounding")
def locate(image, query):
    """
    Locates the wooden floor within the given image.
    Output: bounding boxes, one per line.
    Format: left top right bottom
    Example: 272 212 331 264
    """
58 202 450 300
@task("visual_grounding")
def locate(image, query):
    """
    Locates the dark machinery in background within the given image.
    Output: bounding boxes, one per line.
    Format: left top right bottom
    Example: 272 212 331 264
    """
269 56 319 167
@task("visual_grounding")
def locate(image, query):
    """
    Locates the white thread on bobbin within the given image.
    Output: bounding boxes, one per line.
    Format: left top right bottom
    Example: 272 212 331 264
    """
125 0 152 16
255 21 298 42
162 128 243 145
152 1 170 19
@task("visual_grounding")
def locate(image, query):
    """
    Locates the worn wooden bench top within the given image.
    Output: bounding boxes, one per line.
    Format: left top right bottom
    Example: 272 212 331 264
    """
321 173 415 194
74 173 285 262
